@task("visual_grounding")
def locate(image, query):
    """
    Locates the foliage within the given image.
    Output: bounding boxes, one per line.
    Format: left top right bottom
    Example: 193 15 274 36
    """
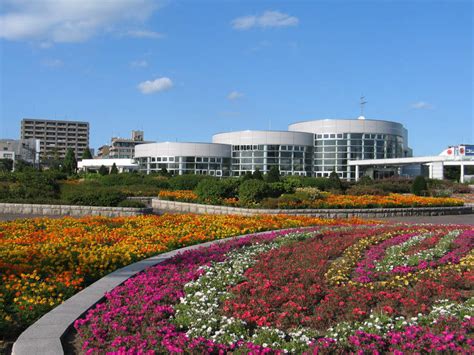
62 148 77 175
110 163 118 175
62 186 126 206
0 159 13 172
98 165 108 176
252 168 264 180
194 178 239 204
266 166 280 183
81 148 93 160
412 176 428 196
168 174 209 190
328 171 343 192
238 179 269 204
0 171 61 201
345 185 388 196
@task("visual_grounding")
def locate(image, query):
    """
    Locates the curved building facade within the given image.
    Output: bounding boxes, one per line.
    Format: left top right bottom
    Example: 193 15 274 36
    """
134 142 231 176
288 118 411 180
212 130 314 176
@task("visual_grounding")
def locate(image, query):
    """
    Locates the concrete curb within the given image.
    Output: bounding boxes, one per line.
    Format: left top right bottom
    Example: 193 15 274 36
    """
12 226 316 355
152 198 473 217
0 202 152 218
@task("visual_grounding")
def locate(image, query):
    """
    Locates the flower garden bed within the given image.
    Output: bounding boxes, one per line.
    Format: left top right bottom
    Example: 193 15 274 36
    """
0 214 361 346
158 190 464 209
74 224 473 353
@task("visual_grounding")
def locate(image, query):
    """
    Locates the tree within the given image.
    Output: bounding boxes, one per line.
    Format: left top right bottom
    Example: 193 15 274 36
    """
159 167 170 177
0 158 14 172
63 148 77 175
266 166 280 183
328 171 343 192
252 168 264 180
110 163 119 174
241 171 254 181
412 176 428 196
98 165 109 176
81 148 93 160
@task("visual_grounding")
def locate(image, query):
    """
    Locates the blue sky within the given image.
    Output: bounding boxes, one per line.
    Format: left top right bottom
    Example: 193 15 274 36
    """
0 0 472 155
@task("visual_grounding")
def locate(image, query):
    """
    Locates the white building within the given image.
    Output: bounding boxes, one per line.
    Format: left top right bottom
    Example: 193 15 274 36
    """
134 142 232 176
212 130 314 176
288 117 411 180
78 159 138 173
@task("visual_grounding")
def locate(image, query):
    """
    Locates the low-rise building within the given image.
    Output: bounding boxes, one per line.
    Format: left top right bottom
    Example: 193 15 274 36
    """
0 138 41 166
78 159 139 173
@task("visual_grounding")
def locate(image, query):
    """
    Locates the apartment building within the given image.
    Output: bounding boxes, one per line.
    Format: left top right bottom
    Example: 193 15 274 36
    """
100 130 153 159
21 118 89 160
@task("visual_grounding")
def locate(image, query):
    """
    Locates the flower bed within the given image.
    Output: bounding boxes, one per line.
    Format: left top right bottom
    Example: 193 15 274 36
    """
75 224 473 353
158 190 464 209
0 214 362 341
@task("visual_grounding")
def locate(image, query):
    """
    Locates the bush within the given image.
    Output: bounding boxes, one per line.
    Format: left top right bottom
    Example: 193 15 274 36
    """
412 176 428 196
295 187 329 200
266 166 280 183
282 176 303 192
62 187 126 206
238 179 269 205
345 185 388 196
117 200 146 208
169 174 210 190
267 182 289 198
195 179 231 204
328 172 343 192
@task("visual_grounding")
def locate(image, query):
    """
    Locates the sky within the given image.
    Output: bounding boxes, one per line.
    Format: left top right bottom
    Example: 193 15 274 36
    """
0 0 472 156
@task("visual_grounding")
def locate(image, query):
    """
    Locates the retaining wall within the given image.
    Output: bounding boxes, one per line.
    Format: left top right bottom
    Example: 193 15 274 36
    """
0 203 152 217
153 199 473 218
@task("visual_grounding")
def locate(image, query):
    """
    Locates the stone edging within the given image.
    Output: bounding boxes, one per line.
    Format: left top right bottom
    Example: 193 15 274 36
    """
12 227 314 355
0 203 152 217
152 199 473 217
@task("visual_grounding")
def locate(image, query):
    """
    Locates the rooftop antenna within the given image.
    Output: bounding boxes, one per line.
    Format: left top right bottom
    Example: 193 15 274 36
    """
359 96 367 119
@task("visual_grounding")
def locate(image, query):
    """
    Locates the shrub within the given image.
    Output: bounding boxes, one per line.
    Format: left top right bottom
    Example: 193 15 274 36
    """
282 176 303 192
267 182 289 198
195 179 229 204
266 166 280 183
62 187 126 206
357 175 373 185
98 165 108 176
345 185 388 196
295 187 329 200
169 174 210 190
117 200 146 208
328 171 343 192
252 168 264 180
238 179 269 205
412 176 428 196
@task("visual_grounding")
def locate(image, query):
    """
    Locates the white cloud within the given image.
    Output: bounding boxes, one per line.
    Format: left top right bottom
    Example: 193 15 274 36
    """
227 91 244 100
130 60 148 68
137 77 173 94
126 30 164 39
42 58 63 67
411 101 434 110
0 0 160 43
232 10 299 30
